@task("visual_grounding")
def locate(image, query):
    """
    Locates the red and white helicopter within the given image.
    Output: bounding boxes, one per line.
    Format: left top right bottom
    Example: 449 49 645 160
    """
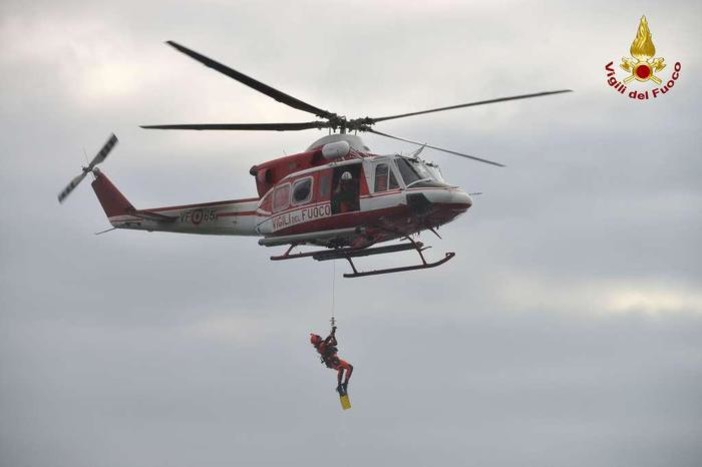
59 41 570 278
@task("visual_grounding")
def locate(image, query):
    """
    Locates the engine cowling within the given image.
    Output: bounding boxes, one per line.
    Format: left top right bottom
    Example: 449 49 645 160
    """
322 140 351 160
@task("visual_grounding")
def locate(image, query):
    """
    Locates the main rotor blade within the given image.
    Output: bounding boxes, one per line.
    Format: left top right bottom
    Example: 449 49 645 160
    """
369 90 572 124
140 121 330 131
368 129 505 167
166 41 335 119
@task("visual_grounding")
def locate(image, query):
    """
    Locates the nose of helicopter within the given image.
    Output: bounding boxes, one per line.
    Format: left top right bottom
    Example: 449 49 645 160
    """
437 188 472 212
436 189 472 226
451 190 472 211
406 187 472 219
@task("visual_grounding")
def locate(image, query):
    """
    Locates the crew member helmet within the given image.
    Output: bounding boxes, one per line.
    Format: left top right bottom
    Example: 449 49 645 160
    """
310 334 322 345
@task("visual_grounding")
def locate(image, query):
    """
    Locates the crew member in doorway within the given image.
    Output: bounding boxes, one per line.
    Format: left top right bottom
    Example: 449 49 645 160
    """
310 326 354 393
332 171 359 214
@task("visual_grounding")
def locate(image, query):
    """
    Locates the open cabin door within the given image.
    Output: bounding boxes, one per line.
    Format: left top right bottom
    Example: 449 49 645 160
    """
330 164 362 214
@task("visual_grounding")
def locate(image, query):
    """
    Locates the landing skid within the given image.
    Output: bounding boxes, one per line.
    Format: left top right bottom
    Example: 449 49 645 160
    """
342 251 455 278
270 237 455 278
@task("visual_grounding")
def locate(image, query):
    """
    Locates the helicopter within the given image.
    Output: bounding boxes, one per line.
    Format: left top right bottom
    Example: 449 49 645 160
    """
58 41 570 278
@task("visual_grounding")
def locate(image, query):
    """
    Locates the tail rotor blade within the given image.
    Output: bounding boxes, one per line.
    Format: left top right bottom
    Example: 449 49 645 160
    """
58 171 88 203
88 133 118 168
58 133 118 204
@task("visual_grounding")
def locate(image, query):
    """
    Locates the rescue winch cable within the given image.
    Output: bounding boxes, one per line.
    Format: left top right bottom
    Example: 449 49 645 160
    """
330 260 336 330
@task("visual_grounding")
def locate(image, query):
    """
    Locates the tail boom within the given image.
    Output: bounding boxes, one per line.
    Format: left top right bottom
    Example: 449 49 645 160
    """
91 171 261 236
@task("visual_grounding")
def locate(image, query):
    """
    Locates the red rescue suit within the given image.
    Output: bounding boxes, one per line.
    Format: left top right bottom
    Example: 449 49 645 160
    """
310 327 353 390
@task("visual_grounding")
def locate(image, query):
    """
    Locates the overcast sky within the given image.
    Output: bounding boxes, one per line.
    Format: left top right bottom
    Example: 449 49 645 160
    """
1 1 701 466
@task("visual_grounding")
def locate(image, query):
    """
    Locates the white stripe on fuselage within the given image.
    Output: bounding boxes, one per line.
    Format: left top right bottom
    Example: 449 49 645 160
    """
108 200 261 236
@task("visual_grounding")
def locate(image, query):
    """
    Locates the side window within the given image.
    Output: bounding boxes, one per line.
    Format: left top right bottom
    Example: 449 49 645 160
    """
374 163 389 192
292 177 313 205
273 184 290 212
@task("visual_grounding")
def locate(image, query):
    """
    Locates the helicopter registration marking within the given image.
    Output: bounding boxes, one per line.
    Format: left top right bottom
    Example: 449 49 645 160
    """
180 208 217 225
271 203 331 232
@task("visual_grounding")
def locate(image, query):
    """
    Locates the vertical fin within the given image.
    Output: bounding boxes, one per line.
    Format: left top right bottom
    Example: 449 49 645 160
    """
91 171 135 218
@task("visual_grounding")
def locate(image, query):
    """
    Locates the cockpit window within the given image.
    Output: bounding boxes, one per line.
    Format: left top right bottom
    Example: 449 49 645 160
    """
375 163 400 192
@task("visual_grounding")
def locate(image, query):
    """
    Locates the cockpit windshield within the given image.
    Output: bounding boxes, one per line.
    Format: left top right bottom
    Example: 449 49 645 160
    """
396 157 422 185
424 163 445 183
396 157 446 187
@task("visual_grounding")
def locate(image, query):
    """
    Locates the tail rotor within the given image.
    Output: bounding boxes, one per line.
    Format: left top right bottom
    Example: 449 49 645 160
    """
58 134 118 203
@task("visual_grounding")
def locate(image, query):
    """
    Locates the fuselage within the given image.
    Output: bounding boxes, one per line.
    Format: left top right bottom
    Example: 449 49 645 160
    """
99 135 472 247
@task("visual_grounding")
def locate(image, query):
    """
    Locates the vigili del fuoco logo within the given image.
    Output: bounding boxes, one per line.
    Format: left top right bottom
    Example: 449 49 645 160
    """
605 16 682 100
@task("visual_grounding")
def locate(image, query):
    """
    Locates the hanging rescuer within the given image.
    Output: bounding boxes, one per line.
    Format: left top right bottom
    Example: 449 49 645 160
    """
310 325 354 394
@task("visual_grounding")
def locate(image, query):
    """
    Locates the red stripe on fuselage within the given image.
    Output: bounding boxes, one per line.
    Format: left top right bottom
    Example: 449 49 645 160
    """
143 197 260 213
218 211 257 217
